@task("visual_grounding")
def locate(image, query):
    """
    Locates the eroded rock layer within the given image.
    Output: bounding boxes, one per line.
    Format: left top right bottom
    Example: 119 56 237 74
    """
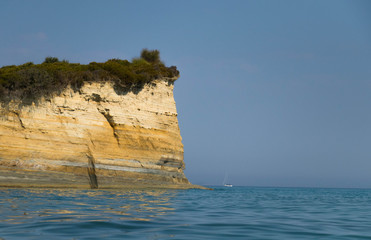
0 78 193 188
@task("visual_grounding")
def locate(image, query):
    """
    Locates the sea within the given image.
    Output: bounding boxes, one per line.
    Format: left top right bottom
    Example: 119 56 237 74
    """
1 186 371 239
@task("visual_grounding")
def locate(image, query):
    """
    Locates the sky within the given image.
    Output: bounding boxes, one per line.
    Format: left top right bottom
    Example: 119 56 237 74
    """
1 0 370 188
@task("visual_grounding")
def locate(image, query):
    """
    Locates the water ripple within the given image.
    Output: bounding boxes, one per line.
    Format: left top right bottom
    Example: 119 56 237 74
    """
1 187 371 239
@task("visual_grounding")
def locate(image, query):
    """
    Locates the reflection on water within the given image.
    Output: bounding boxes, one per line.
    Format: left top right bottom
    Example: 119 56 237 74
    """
2 187 371 239
0 188 177 224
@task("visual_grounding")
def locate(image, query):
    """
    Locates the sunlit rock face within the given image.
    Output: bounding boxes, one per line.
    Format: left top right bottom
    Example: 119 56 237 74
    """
0 78 192 188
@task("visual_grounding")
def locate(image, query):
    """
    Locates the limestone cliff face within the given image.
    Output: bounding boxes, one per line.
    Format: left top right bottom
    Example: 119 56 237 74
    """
0 78 192 188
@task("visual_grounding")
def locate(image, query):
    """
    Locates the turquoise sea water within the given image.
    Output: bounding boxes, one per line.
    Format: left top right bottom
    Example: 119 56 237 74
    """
1 187 371 239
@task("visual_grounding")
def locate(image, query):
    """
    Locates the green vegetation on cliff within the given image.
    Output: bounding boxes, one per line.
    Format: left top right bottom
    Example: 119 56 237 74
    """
0 49 179 104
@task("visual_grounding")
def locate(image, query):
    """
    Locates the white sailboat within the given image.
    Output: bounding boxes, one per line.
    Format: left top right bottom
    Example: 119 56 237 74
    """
223 173 233 187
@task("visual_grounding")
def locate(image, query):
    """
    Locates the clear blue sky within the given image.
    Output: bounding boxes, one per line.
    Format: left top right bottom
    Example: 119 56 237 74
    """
1 0 370 188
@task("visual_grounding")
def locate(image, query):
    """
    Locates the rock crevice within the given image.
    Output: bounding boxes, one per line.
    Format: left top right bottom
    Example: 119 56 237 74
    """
97 107 121 146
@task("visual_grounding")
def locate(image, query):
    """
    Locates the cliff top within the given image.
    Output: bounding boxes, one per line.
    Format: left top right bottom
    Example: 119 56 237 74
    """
0 49 179 104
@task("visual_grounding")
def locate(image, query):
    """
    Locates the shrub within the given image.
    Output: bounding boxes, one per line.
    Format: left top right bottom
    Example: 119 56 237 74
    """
140 49 161 64
0 49 179 105
16 68 56 100
43 57 59 63
132 58 150 65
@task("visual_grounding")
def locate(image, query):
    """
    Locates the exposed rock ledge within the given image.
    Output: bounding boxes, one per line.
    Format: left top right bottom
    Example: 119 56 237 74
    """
0 78 201 189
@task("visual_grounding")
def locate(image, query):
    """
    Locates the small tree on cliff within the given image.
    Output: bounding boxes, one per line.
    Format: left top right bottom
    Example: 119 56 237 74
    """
43 57 59 63
140 49 162 64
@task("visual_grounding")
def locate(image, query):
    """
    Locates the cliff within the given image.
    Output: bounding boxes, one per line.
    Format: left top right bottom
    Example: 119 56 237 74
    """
0 78 196 189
